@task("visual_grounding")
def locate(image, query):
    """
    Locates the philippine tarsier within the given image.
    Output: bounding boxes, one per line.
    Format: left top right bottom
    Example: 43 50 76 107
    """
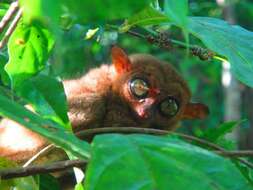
0 46 209 163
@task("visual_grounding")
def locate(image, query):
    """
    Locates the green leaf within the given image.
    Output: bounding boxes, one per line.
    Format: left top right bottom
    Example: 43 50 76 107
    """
119 6 169 32
164 0 188 28
0 157 39 190
0 177 39 190
164 0 189 51
19 0 61 25
0 3 9 18
39 174 60 190
5 21 54 88
0 52 9 85
202 120 246 142
75 183 84 190
16 74 70 129
84 134 252 190
0 91 90 160
63 0 152 24
187 17 253 87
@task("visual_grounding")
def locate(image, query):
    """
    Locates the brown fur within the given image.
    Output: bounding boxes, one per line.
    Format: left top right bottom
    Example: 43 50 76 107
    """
0 47 208 163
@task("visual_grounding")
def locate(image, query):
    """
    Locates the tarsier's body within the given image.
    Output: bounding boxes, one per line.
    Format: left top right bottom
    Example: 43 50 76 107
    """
0 47 208 163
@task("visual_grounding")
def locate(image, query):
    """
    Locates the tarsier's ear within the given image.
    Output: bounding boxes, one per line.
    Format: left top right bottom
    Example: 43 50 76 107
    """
182 103 209 119
111 45 132 74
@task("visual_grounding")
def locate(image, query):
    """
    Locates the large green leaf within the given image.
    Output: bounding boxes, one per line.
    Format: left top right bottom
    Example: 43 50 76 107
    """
16 74 70 129
164 0 189 48
164 0 188 28
5 21 54 88
187 17 253 87
0 92 90 160
84 134 252 190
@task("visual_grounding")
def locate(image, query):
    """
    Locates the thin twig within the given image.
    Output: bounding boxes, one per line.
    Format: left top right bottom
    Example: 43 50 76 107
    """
106 24 217 61
76 127 253 169
215 150 253 157
23 144 55 167
0 159 87 180
0 1 19 33
0 8 22 49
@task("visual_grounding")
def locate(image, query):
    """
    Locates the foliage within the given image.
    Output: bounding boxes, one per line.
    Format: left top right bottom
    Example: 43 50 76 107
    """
0 0 253 189
0 157 39 190
84 134 252 190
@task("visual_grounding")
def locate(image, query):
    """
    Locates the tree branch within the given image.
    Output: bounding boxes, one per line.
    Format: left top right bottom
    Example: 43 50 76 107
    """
0 159 87 180
214 150 253 157
1 127 253 180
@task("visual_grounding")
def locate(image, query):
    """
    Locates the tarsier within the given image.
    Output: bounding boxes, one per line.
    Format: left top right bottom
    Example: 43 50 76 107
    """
0 46 209 163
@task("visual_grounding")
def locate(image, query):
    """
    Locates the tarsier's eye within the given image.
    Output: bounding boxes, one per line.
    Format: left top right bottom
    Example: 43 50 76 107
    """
159 97 179 117
129 78 149 99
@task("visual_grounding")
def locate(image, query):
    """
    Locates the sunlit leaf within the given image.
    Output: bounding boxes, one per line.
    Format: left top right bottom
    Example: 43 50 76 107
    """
187 17 253 87
85 28 99 40
120 6 169 32
16 74 70 129
75 183 84 190
0 91 90 159
5 21 54 88
84 134 252 190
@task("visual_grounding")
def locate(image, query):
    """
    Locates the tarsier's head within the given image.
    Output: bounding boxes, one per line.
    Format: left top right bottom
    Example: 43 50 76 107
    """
111 46 209 130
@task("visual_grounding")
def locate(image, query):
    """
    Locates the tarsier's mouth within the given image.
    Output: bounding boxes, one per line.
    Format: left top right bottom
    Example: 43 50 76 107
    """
134 96 180 120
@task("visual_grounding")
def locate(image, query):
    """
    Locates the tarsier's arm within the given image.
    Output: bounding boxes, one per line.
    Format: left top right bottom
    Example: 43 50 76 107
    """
0 46 209 163
67 94 106 131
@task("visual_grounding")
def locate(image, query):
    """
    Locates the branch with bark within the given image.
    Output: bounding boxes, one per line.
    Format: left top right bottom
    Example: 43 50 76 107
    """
1 127 253 180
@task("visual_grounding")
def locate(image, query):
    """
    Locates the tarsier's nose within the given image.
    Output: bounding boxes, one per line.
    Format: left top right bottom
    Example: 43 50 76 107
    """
136 98 156 119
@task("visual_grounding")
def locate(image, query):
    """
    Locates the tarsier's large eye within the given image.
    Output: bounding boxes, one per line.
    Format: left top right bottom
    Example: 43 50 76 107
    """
129 78 149 99
159 97 179 117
